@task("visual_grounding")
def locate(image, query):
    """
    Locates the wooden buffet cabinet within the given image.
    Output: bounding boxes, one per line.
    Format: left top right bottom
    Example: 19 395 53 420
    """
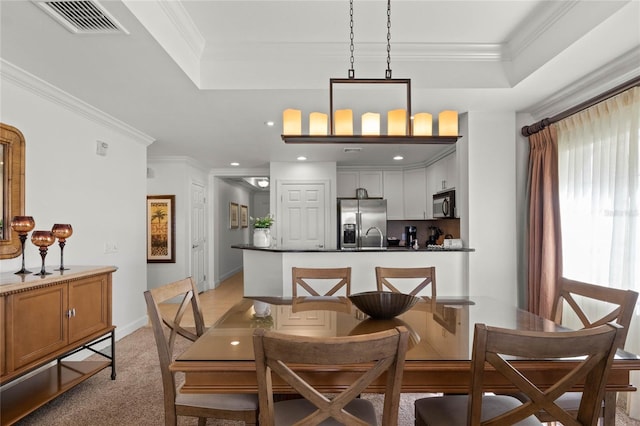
0 266 117 425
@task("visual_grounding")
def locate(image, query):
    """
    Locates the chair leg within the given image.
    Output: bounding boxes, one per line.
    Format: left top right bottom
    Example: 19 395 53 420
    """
197 417 207 426
603 392 615 426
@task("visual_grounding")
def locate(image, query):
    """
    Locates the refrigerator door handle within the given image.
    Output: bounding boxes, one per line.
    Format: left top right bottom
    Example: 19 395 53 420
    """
356 211 362 248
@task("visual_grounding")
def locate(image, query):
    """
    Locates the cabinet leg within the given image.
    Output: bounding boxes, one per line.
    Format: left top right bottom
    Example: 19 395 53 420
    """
110 330 116 380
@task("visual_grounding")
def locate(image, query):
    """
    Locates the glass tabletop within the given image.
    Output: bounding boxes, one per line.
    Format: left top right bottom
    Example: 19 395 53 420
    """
178 295 583 363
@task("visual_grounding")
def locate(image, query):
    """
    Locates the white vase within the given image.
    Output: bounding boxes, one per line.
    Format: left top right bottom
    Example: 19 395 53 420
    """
253 228 270 247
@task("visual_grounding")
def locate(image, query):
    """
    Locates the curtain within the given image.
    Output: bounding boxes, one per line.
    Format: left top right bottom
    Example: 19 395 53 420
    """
556 86 640 418
527 125 563 319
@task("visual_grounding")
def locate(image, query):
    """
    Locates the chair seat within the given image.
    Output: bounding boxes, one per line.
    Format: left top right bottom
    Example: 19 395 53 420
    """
274 397 378 425
414 394 542 426
176 391 259 411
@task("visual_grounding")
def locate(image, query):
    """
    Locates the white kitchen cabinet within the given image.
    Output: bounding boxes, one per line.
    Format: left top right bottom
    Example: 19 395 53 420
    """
358 171 383 197
426 152 457 218
336 171 359 198
382 170 404 220
403 167 427 219
336 170 383 198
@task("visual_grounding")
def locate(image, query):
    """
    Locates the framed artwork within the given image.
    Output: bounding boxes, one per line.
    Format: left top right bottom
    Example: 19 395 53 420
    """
240 205 248 228
229 202 239 229
147 195 176 263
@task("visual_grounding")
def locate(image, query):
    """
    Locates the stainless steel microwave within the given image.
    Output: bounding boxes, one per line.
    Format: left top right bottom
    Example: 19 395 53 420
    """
433 190 455 218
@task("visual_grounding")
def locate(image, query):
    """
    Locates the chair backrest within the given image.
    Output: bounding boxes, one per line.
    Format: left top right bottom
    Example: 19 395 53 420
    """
375 266 436 298
551 277 638 347
143 277 205 418
292 267 351 297
253 326 409 426
469 323 621 426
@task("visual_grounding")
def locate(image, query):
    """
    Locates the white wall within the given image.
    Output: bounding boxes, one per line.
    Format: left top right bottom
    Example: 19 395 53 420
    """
211 176 252 285
0 63 152 338
466 111 518 305
146 158 208 290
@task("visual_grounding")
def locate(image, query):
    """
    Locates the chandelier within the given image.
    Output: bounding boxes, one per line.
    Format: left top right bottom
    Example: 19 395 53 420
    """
282 0 459 144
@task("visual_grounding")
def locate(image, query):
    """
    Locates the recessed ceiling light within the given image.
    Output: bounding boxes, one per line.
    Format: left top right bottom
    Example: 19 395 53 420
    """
297 156 307 161
393 155 404 160
265 121 275 127
230 162 240 166
230 340 240 346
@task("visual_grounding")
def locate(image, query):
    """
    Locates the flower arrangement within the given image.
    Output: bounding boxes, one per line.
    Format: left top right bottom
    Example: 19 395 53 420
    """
251 214 274 229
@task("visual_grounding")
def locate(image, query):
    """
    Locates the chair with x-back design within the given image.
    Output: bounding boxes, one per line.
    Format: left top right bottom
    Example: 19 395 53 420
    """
292 267 351 297
253 325 409 426
375 266 436 298
144 278 258 426
414 322 622 426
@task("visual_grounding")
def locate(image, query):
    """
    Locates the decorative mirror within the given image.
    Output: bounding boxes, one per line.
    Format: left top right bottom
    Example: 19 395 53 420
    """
0 123 26 259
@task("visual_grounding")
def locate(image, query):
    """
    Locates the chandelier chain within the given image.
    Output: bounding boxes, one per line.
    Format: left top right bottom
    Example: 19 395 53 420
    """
386 0 392 79
349 0 355 79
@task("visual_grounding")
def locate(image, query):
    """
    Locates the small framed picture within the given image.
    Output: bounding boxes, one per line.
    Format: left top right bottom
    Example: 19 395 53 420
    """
147 195 176 263
240 205 248 228
230 202 239 229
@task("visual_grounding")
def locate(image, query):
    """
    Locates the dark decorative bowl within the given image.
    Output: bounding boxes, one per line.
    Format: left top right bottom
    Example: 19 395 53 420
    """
348 291 420 319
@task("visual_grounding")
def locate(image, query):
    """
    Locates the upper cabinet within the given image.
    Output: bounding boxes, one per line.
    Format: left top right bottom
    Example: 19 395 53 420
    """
426 152 458 218
403 168 428 219
382 171 404 220
336 170 383 198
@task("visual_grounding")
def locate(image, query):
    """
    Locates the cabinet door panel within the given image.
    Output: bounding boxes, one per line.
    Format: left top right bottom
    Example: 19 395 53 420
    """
68 276 108 343
383 171 404 220
7 284 68 370
336 171 358 198
403 168 427 219
358 171 383 198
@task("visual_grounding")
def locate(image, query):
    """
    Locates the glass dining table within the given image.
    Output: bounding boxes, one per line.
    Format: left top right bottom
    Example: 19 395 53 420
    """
170 295 640 395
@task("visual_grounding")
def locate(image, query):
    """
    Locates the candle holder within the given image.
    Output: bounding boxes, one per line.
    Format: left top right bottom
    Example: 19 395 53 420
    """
10 216 36 274
52 224 73 271
31 230 56 276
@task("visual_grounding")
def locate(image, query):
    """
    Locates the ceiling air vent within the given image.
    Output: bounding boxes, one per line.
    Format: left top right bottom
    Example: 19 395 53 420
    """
34 1 129 34
344 148 362 153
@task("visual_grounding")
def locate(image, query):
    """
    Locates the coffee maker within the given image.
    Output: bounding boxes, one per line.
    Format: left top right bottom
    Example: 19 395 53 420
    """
427 226 443 245
405 226 417 248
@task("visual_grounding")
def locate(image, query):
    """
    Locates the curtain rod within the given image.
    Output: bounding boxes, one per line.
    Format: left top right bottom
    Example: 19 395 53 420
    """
521 75 640 137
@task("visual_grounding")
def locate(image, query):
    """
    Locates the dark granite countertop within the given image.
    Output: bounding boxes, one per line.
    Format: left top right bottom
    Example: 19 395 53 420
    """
232 244 474 253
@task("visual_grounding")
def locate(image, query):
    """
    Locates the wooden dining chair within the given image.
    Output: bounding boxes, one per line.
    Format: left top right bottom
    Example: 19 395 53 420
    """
144 277 258 426
414 322 622 426
253 326 409 426
375 266 436 298
530 277 639 425
292 266 351 297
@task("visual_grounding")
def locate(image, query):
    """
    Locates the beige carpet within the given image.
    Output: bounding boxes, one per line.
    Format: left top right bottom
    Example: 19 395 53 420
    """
12 324 640 426
13 326 425 425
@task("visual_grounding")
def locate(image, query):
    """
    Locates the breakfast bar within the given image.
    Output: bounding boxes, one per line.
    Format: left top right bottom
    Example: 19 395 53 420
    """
232 244 474 297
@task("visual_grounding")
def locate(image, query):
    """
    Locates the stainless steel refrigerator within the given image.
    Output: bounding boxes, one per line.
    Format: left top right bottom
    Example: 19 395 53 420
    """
338 198 387 249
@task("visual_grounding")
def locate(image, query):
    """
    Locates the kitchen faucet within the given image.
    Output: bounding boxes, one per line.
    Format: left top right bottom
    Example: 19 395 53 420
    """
365 226 384 248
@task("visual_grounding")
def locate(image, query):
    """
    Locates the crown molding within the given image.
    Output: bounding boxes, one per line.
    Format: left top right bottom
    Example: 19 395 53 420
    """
0 59 154 146
148 155 209 172
526 51 640 120
156 1 205 59
506 1 577 60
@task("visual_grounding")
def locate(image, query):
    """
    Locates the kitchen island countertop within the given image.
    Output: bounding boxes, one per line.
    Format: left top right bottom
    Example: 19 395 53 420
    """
232 244 474 253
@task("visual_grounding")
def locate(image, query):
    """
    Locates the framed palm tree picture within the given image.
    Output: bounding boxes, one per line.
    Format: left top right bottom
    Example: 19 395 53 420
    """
147 195 176 263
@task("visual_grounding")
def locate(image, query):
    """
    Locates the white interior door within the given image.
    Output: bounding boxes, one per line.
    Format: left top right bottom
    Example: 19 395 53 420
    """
191 182 206 292
279 182 326 249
